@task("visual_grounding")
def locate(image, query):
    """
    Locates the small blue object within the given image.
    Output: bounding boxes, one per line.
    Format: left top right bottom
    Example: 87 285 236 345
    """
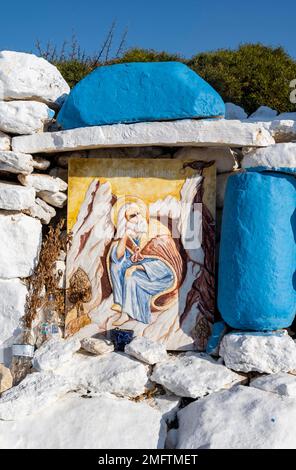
206 321 227 356
57 62 225 129
48 108 55 119
218 171 296 331
110 328 134 352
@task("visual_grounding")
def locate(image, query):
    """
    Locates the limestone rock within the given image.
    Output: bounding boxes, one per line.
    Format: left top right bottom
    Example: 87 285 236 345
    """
0 279 28 366
175 385 296 449
151 352 245 398
225 103 247 120
24 197 56 224
242 142 296 173
0 131 10 151
18 173 67 192
0 393 166 449
0 371 71 420
32 157 50 170
57 62 224 128
81 336 114 355
0 101 55 135
249 105 278 121
250 373 296 397
32 337 81 372
0 364 13 393
174 146 237 173
57 351 150 398
220 332 296 373
0 213 42 278
11 119 275 155
125 336 168 365
0 151 34 174
0 50 69 106
0 181 35 211
38 190 67 208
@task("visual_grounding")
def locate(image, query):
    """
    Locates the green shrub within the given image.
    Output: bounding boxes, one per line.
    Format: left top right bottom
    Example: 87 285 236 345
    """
189 44 296 114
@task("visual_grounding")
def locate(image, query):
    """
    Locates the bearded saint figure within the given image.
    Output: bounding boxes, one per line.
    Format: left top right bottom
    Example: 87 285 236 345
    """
107 197 184 326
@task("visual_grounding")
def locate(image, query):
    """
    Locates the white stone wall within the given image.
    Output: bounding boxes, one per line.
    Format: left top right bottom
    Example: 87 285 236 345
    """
0 51 295 368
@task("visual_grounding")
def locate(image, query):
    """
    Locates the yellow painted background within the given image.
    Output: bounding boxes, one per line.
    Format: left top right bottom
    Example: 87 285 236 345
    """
68 158 216 230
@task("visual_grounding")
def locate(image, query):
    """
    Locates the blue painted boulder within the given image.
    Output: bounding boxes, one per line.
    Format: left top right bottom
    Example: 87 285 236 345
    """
57 62 225 129
218 172 296 330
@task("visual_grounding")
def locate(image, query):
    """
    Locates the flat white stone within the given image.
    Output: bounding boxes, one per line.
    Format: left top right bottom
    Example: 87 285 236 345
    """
249 105 278 121
174 146 237 173
242 119 296 143
220 332 296 373
151 352 245 398
0 371 71 420
38 190 67 208
0 213 42 278
225 103 247 120
32 336 81 372
18 173 67 192
57 351 150 398
0 278 27 366
175 385 296 449
11 119 275 154
125 336 168 365
242 143 296 171
0 131 10 151
0 181 35 211
81 336 114 355
250 373 296 397
0 151 34 174
0 393 166 449
0 101 54 135
24 197 56 224
0 50 69 106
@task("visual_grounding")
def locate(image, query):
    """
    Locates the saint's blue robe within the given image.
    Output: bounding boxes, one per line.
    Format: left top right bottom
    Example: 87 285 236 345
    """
110 240 174 324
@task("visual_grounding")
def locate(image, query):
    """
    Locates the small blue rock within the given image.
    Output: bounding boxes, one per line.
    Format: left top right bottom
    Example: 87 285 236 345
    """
206 321 227 356
218 172 296 331
57 62 225 129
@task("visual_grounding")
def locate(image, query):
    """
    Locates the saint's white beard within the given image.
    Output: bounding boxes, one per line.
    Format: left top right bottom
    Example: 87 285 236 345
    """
116 215 148 239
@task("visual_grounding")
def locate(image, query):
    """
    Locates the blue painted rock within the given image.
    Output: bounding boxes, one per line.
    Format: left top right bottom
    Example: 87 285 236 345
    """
57 62 225 129
218 172 296 330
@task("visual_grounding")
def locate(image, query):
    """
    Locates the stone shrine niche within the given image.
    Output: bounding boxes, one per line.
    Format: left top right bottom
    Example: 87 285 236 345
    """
65 158 216 351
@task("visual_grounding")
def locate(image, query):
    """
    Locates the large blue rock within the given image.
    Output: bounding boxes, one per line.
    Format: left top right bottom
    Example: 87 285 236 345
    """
218 172 296 331
57 62 225 129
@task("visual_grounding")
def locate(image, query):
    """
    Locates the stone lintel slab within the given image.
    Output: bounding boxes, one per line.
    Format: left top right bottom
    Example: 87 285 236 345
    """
12 119 274 154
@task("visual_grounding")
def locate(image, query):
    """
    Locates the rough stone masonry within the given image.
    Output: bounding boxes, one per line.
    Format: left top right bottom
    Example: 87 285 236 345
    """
0 51 295 449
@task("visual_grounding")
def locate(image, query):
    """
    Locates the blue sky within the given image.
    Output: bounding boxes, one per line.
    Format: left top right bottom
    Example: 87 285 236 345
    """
1 0 295 59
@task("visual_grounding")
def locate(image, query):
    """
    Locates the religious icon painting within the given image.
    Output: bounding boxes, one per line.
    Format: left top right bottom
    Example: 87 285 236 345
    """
66 158 216 351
